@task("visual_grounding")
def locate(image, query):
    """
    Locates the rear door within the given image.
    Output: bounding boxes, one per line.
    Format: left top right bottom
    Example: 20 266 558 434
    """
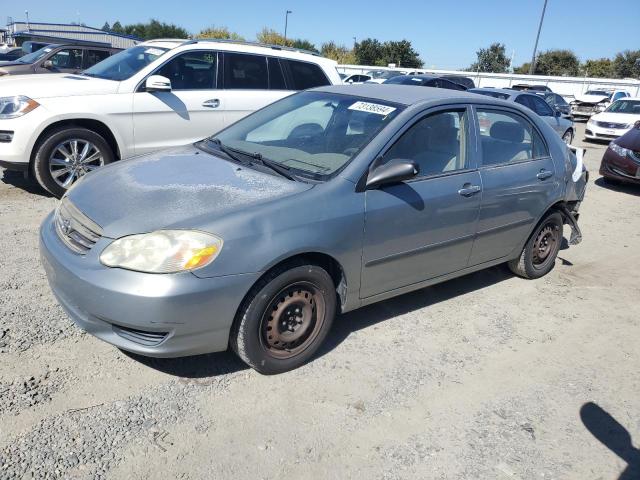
468 107 559 266
132 50 222 154
361 106 481 298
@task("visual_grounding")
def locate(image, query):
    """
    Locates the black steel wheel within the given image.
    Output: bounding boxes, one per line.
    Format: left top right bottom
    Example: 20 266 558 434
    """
509 212 563 279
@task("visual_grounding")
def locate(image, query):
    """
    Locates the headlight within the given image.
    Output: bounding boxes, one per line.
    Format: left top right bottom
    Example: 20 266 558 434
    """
609 142 630 157
595 104 607 112
100 230 223 273
0 96 40 119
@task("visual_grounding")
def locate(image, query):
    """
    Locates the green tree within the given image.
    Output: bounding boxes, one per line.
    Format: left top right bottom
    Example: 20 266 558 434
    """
320 41 356 64
256 28 290 46
581 58 613 78
514 62 531 74
469 42 510 73
381 40 423 68
120 19 189 40
198 26 244 41
291 39 318 53
354 38 385 66
101 22 111 32
612 50 640 79
111 21 123 34
533 49 580 76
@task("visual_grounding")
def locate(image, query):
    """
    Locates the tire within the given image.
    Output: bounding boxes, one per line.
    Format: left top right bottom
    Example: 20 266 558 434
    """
562 129 573 145
33 127 114 198
508 212 563 279
230 261 337 374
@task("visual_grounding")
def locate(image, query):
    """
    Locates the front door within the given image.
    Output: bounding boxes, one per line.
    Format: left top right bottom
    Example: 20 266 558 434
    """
361 107 481 298
469 107 560 266
132 50 225 154
39 48 84 74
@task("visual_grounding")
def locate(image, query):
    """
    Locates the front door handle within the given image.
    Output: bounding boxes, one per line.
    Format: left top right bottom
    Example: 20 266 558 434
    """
537 169 553 180
202 99 220 108
458 184 481 197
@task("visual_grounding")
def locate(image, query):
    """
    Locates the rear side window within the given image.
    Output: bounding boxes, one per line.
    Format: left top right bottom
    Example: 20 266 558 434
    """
83 49 110 69
156 51 217 90
477 109 549 166
224 53 268 89
285 60 330 90
268 57 287 90
529 95 555 116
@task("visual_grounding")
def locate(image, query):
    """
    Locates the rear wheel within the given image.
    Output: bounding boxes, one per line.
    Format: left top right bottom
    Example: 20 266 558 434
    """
509 212 563 279
562 129 574 144
33 127 114 198
230 261 336 374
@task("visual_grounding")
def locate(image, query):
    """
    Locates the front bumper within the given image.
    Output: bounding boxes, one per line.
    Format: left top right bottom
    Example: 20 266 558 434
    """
0 112 44 166
39 212 260 357
585 123 630 141
599 149 640 185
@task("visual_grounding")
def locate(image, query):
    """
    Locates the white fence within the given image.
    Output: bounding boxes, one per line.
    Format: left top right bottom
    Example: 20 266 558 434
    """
338 65 640 100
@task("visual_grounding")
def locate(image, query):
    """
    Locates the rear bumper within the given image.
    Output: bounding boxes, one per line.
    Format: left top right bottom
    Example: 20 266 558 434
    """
39 212 260 357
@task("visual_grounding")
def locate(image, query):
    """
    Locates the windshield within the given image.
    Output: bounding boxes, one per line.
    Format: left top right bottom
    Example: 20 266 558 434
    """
82 45 169 81
605 99 640 114
207 91 403 179
384 75 427 85
17 46 55 64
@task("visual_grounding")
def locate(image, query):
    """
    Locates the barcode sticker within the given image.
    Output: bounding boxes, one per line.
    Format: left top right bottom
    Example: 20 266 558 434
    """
348 101 396 116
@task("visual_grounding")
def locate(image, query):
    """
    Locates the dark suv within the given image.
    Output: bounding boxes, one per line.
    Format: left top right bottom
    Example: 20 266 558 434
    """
0 43 120 76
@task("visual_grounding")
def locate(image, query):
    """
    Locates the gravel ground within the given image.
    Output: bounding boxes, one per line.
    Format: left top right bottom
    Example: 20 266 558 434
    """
0 123 639 479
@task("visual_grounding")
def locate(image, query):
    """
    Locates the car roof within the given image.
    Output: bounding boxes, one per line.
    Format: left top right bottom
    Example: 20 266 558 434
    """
314 84 494 106
474 87 520 96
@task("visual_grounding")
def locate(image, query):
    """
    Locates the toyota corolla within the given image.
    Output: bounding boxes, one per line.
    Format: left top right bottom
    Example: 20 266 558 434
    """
40 85 588 374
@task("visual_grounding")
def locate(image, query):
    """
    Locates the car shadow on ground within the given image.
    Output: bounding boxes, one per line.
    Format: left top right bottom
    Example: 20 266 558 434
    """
580 402 640 480
594 177 640 197
0 169 52 197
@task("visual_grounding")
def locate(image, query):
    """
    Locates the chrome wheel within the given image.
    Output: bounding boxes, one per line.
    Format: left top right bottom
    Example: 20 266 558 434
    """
48 139 104 188
260 282 326 359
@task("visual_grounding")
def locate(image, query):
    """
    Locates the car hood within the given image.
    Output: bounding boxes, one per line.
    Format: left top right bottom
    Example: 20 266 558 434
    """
0 73 119 98
65 145 313 239
615 125 640 149
590 112 640 125
574 94 609 104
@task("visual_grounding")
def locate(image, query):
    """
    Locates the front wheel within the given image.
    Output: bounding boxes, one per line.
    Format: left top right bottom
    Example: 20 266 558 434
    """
230 262 337 374
562 129 574 145
509 212 563 279
33 127 114 198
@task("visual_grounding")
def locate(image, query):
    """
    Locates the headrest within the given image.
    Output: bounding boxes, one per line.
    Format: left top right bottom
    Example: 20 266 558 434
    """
490 121 525 143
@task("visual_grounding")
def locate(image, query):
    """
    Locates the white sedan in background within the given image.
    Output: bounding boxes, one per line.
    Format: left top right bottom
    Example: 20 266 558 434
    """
340 73 371 84
585 98 640 141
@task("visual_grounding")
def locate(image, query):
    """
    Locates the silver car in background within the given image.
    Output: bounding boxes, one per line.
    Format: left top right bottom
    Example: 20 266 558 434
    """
469 87 575 144
40 85 587 374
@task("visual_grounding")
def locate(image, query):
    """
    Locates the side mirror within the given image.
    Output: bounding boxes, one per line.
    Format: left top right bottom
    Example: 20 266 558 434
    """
42 60 53 69
366 159 419 189
145 75 172 92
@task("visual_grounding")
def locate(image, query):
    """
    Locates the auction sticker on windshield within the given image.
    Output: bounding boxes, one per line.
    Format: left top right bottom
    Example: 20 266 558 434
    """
144 48 165 57
348 101 396 116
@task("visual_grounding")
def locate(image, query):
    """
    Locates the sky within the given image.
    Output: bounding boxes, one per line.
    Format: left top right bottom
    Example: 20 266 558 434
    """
6 0 640 69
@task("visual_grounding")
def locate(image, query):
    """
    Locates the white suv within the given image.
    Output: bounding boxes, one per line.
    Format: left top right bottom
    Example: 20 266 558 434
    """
0 39 340 196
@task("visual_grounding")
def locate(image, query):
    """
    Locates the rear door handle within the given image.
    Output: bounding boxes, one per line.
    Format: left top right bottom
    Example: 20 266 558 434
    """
458 184 481 197
537 169 553 180
202 99 220 108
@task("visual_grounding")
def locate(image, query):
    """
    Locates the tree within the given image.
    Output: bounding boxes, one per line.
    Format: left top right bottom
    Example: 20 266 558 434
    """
291 39 318 54
101 22 111 32
111 21 123 34
256 28 289 46
381 40 423 68
320 41 356 64
198 26 244 41
514 62 531 75
354 38 385 66
581 58 613 78
118 19 189 40
612 50 640 79
533 49 580 76
469 42 510 73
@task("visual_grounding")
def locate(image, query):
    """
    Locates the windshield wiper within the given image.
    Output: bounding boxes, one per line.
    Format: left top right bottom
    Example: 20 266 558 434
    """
208 138 250 166
209 140 296 181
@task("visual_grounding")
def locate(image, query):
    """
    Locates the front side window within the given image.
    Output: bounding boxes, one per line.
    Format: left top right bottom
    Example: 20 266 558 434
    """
156 51 217 90
382 110 468 177
49 49 83 69
224 53 268 90
477 109 549 166
209 91 403 179
83 45 169 81
285 60 330 90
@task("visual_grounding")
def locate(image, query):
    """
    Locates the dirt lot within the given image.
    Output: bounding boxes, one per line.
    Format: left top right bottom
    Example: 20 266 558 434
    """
0 123 638 479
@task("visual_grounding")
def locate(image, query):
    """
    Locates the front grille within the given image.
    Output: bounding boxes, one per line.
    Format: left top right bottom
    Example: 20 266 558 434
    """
595 121 627 129
112 324 169 347
55 198 103 254
573 105 595 113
